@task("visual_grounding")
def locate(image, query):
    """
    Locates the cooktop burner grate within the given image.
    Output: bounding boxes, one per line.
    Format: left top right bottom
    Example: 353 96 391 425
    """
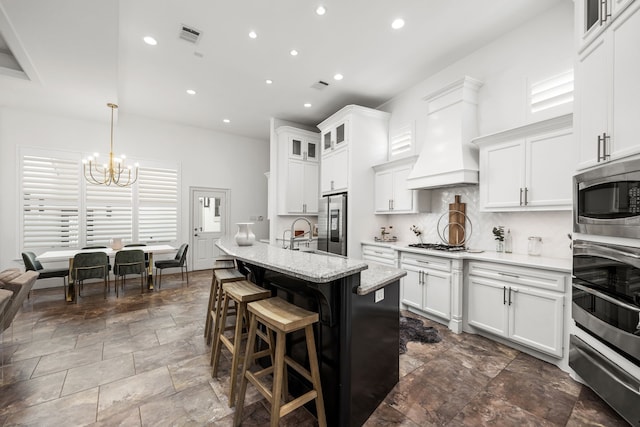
407 243 467 252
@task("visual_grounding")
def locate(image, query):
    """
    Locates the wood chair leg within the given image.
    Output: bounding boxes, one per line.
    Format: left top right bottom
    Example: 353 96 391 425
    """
211 293 229 375
228 301 245 407
305 324 327 427
233 313 258 427
270 331 286 427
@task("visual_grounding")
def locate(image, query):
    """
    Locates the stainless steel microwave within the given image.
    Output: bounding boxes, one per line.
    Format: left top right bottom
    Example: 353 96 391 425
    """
574 158 640 238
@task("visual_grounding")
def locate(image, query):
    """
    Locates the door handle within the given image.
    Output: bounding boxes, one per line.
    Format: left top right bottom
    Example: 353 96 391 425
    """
519 188 523 206
508 287 512 305
503 286 507 305
194 233 199 237
524 188 528 206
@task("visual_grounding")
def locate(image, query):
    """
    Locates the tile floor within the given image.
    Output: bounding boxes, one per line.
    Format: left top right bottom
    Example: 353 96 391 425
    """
0 270 629 426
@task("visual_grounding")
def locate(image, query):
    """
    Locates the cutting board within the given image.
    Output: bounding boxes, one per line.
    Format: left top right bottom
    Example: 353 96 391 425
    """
448 195 466 246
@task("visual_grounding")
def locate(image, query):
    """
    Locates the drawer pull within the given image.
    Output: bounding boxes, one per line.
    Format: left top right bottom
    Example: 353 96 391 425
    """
499 272 520 279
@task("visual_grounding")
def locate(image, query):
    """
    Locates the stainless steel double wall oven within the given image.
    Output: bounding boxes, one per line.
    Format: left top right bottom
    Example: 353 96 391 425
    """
571 158 640 425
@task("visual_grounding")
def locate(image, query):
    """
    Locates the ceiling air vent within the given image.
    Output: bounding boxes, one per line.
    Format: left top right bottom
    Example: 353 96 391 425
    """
311 80 329 90
179 25 202 44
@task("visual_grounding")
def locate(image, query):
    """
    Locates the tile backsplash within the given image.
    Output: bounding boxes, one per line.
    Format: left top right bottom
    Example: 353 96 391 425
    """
382 186 572 259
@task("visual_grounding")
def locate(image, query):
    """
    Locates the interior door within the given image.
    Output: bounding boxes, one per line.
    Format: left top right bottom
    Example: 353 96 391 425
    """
191 188 229 271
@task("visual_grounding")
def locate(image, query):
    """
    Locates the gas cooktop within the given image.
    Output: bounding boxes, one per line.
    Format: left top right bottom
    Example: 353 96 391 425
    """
407 243 467 252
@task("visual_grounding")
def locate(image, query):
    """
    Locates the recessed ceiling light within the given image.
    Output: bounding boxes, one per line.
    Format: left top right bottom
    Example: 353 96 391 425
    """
316 5 326 15
265 79 273 85
223 119 230 123
249 31 257 39
143 36 158 46
290 49 299 56
304 103 312 108
391 18 405 30
186 89 196 95
334 73 344 81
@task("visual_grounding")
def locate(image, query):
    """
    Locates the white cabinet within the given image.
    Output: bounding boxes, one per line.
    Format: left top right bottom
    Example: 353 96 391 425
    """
576 1 640 169
321 120 348 154
276 126 320 215
320 148 348 194
467 261 566 358
286 160 318 214
317 105 390 258
575 0 635 50
372 156 431 214
289 135 318 162
475 116 573 212
361 243 397 266
400 252 452 321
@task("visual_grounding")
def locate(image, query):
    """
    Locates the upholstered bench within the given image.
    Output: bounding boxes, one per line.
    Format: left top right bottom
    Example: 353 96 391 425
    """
0 269 39 332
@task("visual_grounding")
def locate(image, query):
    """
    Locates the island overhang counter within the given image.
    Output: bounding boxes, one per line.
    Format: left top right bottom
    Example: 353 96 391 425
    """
216 237 406 426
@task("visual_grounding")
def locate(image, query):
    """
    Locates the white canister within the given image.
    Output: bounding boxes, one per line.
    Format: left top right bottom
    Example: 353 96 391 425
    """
110 237 123 250
235 223 256 246
527 236 542 256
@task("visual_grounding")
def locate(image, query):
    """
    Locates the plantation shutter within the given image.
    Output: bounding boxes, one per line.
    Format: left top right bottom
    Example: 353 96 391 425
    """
138 166 178 243
85 180 133 246
22 153 80 249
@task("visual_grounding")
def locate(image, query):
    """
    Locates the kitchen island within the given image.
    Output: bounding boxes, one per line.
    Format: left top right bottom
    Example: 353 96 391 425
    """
216 237 406 427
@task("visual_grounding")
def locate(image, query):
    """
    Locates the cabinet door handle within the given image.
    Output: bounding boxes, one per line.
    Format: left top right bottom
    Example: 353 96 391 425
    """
524 187 528 206
331 180 334 191
388 200 392 210
391 199 394 210
503 286 507 305
600 0 611 25
598 133 611 162
519 188 523 206
508 287 512 306
418 271 422 284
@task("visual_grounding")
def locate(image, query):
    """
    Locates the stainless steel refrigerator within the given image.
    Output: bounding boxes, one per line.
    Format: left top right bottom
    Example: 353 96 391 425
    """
317 193 347 256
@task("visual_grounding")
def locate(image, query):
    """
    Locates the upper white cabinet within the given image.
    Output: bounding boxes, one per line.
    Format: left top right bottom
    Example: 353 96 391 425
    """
321 120 348 154
289 135 318 162
474 115 574 212
320 148 348 194
276 126 320 215
575 0 635 50
372 156 431 214
575 0 640 169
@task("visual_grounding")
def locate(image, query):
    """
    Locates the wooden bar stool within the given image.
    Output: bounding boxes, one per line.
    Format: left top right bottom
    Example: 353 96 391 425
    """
205 265 244 346
234 297 327 427
211 280 272 406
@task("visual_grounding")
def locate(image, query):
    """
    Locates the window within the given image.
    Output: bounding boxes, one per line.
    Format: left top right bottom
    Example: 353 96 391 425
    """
389 123 414 160
20 148 179 251
138 166 178 243
22 152 80 249
530 70 574 114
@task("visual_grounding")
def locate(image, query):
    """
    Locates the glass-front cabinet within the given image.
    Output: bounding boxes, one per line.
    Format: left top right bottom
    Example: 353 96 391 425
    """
321 121 348 154
290 137 317 162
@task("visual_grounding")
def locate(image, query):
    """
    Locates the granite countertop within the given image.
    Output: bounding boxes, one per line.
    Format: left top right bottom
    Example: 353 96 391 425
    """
358 263 407 296
217 237 368 284
361 240 572 273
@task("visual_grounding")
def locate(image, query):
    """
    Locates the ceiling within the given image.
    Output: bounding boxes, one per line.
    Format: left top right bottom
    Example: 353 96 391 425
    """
0 0 563 140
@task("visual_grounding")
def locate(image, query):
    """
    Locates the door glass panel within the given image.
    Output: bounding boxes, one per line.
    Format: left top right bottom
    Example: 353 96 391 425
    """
292 139 302 156
200 197 221 232
308 142 316 159
323 133 331 150
336 123 345 144
585 0 599 31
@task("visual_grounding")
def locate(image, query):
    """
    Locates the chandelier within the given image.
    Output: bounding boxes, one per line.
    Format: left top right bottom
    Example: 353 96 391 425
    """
83 103 139 187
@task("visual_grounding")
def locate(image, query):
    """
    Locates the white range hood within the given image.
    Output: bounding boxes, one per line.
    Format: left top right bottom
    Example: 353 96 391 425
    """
407 76 483 190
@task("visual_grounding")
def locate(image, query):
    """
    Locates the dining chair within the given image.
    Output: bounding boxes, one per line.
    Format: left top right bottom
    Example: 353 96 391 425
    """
154 243 188 289
124 243 149 267
113 249 146 297
71 252 109 302
21 251 69 299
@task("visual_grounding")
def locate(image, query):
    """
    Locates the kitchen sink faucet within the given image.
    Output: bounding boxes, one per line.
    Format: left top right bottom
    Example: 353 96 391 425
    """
289 217 313 250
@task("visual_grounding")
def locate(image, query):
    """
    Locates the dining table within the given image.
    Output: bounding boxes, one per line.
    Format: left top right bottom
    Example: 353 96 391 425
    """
37 244 176 302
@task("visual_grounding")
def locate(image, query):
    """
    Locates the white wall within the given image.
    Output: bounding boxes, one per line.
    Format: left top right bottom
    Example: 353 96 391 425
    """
372 0 574 259
0 107 269 270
